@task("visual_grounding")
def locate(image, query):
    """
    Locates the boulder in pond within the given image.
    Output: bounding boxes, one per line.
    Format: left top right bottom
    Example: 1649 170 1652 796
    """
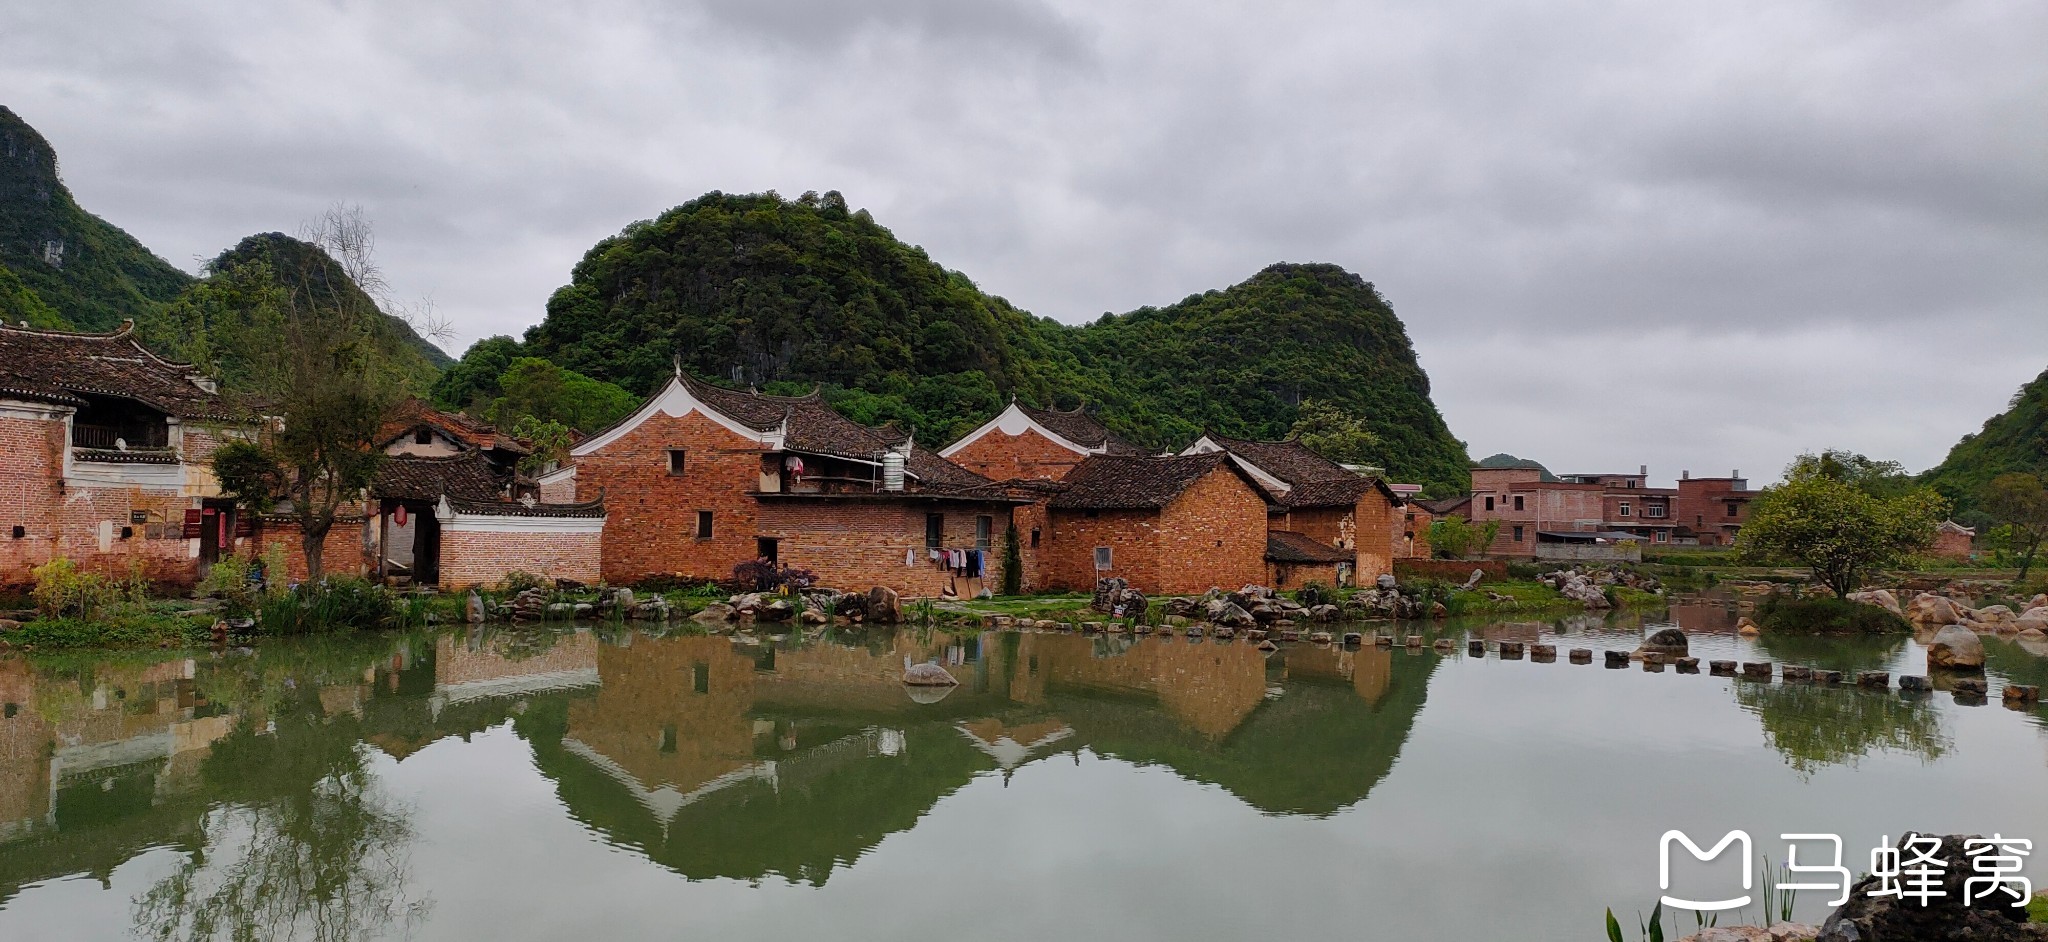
867 586 901 624
1846 588 1902 615
1816 833 2046 941
756 598 795 621
1927 624 1986 670
1737 617 1761 636
1206 599 1256 628
691 602 737 625
1638 627 1689 657
902 660 958 687
1906 592 1965 628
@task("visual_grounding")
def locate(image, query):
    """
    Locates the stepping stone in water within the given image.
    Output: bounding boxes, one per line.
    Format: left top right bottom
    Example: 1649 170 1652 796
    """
1675 657 1700 673
1468 639 1486 655
1530 644 1556 662
1858 671 1890 688
1710 660 1737 676
1499 641 1524 659
1741 662 1773 680
1569 648 1593 664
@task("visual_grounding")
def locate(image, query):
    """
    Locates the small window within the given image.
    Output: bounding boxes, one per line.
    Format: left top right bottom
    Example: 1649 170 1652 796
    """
119 526 134 540
925 513 944 550
756 537 778 563
9 526 23 539
1619 501 1631 518
660 723 678 754
1726 501 1739 518
1484 496 1495 511
668 450 687 476
414 428 432 446
975 515 993 551
1093 546 1113 570
692 662 710 694
1655 531 1669 543
1513 495 1524 511
1512 526 1524 542
1029 527 1041 548
695 510 713 539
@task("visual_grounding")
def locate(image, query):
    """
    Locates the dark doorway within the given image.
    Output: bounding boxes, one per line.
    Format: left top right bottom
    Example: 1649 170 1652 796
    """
198 499 236 565
756 537 779 564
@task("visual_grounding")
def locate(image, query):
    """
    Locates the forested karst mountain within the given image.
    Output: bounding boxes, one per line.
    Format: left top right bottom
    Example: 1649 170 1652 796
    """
0 105 192 330
515 191 1471 494
141 233 446 394
0 106 449 378
1922 366 2048 506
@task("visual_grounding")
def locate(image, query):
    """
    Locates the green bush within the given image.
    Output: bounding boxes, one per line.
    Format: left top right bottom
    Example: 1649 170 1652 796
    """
258 578 401 634
4 613 208 649
498 570 552 595
1756 594 1909 634
30 558 116 620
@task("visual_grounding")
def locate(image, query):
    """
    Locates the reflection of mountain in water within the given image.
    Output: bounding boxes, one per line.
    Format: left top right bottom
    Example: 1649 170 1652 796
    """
2 626 1444 898
1024 639 1437 817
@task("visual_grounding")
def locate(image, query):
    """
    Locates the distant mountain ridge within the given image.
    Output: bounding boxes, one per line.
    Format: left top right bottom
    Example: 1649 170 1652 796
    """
1922 366 2048 505
0 105 450 373
511 191 1473 495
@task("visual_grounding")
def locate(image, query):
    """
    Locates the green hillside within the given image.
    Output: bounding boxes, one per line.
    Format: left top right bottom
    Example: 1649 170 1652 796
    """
512 191 1471 494
0 105 193 330
1922 367 2048 507
140 233 444 395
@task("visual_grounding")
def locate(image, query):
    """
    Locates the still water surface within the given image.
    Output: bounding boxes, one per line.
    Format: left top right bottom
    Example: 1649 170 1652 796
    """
6 602 2048 940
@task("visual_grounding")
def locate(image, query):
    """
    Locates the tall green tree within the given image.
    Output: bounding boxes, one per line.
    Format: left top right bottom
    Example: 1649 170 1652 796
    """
1981 472 2048 581
210 208 409 579
1740 453 1948 598
1289 399 1381 468
484 357 638 433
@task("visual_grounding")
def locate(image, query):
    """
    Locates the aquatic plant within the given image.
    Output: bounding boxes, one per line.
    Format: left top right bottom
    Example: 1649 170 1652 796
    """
1605 901 1665 942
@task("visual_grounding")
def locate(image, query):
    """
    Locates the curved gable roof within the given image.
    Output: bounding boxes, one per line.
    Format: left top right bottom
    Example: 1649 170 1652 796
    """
0 321 239 420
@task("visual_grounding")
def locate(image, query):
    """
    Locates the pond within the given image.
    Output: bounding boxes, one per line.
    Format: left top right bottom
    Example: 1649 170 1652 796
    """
5 602 2048 941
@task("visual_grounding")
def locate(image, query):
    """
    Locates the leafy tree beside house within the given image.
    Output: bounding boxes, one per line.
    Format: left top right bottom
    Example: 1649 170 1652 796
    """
1981 472 2048 582
208 211 411 580
1739 452 1947 599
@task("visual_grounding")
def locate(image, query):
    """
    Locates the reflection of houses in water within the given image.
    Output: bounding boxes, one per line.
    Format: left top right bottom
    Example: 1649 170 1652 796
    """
1280 643 1393 707
559 636 765 827
429 630 600 717
957 718 1074 772
0 658 235 842
1665 597 1742 633
997 633 1270 739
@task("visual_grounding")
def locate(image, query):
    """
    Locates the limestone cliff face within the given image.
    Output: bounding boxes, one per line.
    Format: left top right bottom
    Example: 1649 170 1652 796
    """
0 105 193 331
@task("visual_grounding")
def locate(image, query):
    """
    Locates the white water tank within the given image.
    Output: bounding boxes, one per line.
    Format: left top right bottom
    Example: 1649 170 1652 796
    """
882 450 906 491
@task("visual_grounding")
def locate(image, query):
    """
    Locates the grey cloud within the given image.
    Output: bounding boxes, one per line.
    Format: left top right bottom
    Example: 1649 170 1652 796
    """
0 0 2041 478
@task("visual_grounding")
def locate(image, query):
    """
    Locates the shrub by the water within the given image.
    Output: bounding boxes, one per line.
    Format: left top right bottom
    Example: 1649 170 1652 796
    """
1756 594 1909 634
258 578 403 634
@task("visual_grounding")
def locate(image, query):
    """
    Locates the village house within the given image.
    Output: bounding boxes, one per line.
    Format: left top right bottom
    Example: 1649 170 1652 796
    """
1466 464 1757 557
1931 519 1976 560
1039 452 1270 595
1182 433 1409 587
361 400 604 590
563 371 1022 596
940 400 1145 590
0 322 253 588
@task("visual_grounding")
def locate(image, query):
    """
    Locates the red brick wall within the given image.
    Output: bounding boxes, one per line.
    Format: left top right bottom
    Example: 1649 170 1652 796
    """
1042 467 1267 596
1404 506 1433 559
254 518 370 583
756 499 1011 597
1043 507 1163 594
438 527 602 589
576 411 767 585
946 428 1088 482
1931 529 1973 560
1269 560 1341 590
0 413 64 587
1353 493 1397 583
1675 478 1754 546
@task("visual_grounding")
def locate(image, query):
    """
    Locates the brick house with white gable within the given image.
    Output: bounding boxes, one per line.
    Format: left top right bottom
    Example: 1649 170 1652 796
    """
564 371 1022 596
0 322 255 588
1182 433 1410 587
940 400 1146 590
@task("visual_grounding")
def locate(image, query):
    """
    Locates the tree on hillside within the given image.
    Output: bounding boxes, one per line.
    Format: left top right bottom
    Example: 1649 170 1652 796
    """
211 208 410 579
1785 449 1916 498
1739 454 1948 598
431 335 523 412
1982 472 2048 581
1289 399 1381 468
484 357 639 434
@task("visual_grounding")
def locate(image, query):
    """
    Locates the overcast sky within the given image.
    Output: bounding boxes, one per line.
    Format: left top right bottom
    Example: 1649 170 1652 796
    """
4 0 2042 485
